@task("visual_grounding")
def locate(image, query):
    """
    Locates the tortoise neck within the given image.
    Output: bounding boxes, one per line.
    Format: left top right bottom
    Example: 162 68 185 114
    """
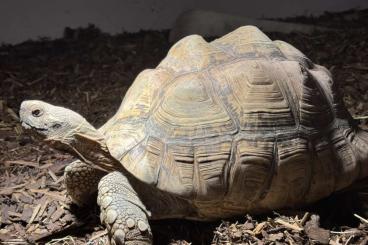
69 137 118 173
59 121 121 172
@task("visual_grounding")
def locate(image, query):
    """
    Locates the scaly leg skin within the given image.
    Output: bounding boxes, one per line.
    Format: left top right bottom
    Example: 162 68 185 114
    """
64 160 106 206
98 171 152 245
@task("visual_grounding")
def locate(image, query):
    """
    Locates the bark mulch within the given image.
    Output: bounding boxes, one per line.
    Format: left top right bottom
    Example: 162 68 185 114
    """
1 8 368 245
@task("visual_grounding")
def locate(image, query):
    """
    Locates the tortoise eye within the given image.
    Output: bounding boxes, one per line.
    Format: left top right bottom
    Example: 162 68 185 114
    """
32 109 42 117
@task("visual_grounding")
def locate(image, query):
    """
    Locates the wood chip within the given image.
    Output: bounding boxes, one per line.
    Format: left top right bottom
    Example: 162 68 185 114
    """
4 160 39 168
50 207 64 223
8 211 22 218
13 223 26 238
20 206 33 223
48 169 58 182
253 221 267 235
29 189 66 202
28 204 41 224
275 218 303 232
36 197 50 221
1 184 26 193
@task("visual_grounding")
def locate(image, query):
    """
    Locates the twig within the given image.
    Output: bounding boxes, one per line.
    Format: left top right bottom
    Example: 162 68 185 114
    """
344 235 354 245
353 115 368 120
354 213 368 224
45 235 76 245
300 212 310 226
330 230 359 234
89 230 108 241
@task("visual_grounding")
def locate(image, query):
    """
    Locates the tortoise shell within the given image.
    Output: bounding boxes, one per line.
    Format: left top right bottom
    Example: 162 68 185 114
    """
99 26 357 213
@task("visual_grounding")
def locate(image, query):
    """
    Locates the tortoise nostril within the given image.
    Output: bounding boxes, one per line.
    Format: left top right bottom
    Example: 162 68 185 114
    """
52 123 61 129
32 109 42 117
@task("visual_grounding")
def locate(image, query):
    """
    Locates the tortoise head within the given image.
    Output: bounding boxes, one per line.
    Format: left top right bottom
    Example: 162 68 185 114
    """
19 100 90 145
19 100 120 171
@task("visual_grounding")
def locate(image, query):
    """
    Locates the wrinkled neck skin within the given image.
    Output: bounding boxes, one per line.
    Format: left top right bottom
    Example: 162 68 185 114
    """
46 120 122 173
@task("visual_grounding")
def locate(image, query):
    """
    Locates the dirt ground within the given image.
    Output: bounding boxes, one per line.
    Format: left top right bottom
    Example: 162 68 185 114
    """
1 9 368 245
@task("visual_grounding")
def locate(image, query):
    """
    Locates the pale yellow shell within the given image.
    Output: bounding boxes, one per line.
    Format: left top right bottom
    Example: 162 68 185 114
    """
99 26 357 213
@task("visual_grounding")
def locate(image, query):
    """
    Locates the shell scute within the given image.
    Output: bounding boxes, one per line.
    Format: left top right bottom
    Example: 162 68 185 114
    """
147 72 237 139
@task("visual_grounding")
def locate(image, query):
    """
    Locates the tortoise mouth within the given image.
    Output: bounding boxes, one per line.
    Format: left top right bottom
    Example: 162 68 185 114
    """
20 121 48 141
21 121 48 132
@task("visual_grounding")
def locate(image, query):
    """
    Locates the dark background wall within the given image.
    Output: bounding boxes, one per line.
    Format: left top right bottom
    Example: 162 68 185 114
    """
1 0 368 44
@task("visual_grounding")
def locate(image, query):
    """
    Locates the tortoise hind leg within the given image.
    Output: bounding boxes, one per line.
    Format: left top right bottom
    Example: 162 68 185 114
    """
64 160 105 206
98 171 152 245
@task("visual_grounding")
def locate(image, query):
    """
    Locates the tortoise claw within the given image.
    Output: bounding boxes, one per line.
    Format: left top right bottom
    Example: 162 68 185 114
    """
98 172 152 245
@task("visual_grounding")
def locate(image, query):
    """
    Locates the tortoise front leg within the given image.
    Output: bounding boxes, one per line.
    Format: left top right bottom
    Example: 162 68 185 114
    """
64 160 105 206
98 171 152 245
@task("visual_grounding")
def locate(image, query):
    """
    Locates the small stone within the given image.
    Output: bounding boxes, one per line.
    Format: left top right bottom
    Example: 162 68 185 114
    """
137 220 148 232
101 196 113 208
106 209 118 224
126 218 135 228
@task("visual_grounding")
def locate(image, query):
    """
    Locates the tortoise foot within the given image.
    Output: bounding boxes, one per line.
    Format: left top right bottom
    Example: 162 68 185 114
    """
98 172 152 245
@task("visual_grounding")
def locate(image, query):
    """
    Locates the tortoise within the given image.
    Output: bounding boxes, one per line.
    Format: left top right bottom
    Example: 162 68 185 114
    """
19 26 368 244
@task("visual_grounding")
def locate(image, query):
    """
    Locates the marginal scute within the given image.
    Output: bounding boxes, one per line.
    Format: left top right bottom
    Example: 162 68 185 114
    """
309 137 335 201
330 129 359 190
156 140 232 199
228 139 274 206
